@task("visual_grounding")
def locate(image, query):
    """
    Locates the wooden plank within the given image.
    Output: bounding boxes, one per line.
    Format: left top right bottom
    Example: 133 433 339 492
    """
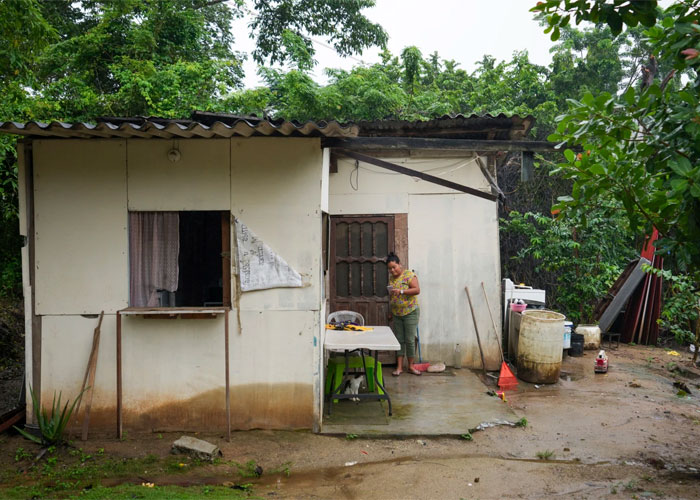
394 213 408 269
323 137 570 153
81 312 104 441
476 156 505 199
337 150 497 202
0 408 25 434
27 141 41 421
329 151 339 173
225 309 231 442
465 286 487 374
116 312 122 439
221 212 231 307
119 307 229 315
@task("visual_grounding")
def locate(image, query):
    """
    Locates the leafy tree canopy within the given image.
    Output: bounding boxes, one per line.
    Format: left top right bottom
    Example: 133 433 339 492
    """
536 0 700 274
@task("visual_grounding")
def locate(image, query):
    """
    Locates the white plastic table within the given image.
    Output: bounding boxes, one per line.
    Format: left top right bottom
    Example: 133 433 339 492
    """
324 326 400 416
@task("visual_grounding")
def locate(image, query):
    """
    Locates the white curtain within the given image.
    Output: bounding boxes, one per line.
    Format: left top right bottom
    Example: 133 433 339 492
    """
129 212 180 307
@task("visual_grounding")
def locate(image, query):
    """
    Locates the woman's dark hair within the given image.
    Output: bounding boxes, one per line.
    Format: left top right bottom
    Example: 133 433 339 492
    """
386 252 400 264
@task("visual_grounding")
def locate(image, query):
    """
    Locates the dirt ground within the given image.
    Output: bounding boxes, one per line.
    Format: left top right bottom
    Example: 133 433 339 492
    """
1 344 700 499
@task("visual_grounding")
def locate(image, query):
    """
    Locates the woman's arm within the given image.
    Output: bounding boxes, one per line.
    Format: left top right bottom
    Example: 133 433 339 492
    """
392 276 420 296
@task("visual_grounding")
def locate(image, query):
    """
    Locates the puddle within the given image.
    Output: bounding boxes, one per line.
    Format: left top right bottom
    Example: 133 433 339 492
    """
559 371 584 382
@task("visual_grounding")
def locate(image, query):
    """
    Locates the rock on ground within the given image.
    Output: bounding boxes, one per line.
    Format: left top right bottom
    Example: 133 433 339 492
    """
171 436 222 461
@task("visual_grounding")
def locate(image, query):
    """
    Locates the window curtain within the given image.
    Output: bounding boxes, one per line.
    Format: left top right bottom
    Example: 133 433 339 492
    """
129 212 180 307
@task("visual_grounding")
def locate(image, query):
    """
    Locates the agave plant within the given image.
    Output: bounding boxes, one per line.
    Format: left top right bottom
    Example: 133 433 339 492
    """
14 386 84 447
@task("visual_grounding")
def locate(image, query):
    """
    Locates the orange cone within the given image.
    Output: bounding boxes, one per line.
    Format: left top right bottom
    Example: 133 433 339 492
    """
498 361 518 391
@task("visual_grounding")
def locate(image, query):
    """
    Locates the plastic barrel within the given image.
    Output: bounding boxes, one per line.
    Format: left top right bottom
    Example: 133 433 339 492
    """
576 324 601 350
517 310 566 384
569 333 584 357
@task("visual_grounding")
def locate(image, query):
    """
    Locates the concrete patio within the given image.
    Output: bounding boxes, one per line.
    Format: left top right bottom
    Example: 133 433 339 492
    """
320 367 518 436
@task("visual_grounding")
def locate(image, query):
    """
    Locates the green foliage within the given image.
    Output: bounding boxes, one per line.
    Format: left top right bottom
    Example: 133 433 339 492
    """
536 449 555 460
515 417 528 428
532 0 659 38
14 386 84 447
459 432 473 441
250 0 387 66
644 266 700 344
500 209 635 323
542 1 700 280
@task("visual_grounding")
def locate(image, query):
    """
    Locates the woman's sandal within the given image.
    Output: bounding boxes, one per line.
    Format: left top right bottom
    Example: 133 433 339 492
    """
409 368 422 376
392 370 402 377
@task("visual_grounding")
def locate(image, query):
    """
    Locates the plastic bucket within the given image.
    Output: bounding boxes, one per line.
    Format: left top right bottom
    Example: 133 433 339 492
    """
563 321 573 349
517 310 566 384
576 324 601 350
569 333 584 357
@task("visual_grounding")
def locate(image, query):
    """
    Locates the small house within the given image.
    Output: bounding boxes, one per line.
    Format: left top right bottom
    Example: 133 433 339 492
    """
1 112 539 434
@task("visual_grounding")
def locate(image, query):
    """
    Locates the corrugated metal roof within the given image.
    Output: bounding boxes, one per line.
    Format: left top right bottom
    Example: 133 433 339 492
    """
0 115 359 139
0 112 533 141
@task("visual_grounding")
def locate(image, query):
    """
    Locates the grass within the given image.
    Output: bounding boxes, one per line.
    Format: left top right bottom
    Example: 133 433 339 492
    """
1 445 251 500
515 417 528 428
535 450 555 460
268 461 293 477
459 433 473 441
3 484 251 499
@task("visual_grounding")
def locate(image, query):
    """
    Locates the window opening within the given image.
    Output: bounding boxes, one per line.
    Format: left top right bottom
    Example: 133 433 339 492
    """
129 211 230 308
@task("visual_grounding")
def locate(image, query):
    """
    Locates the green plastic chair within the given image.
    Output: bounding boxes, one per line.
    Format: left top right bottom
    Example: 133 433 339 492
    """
325 356 384 400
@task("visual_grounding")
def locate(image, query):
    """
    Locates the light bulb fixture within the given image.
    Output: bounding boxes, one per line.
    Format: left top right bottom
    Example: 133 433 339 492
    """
167 148 181 162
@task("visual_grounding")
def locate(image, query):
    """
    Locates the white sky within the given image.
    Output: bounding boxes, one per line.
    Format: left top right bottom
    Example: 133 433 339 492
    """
233 0 557 88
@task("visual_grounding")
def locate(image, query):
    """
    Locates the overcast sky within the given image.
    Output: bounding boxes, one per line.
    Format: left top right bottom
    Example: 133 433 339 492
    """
233 0 557 88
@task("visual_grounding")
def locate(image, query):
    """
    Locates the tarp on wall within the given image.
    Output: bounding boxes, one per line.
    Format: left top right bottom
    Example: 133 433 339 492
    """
235 219 302 291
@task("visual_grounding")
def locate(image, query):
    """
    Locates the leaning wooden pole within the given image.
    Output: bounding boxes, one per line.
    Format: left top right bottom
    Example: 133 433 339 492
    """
116 312 122 439
481 282 505 363
81 311 104 441
465 285 487 375
225 308 231 442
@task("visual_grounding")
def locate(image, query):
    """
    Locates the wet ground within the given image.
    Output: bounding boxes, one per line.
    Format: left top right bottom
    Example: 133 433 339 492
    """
2 344 700 499
321 367 517 435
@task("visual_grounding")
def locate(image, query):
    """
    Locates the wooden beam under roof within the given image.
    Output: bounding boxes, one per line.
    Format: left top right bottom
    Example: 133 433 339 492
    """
336 149 497 202
323 137 568 153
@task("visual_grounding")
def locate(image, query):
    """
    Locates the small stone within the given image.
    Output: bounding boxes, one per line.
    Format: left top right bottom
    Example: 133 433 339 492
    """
171 436 222 462
474 477 480 483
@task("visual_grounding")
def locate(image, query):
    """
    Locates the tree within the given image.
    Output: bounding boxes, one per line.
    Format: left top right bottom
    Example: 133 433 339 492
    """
535 0 700 272
534 0 700 349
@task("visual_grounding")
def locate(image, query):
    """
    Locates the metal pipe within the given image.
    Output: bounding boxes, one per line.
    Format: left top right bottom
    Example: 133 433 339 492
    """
116 311 122 439
225 308 231 442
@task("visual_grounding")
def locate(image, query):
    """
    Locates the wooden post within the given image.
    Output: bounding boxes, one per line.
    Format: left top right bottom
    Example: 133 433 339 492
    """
481 282 504 363
116 312 122 439
225 308 231 442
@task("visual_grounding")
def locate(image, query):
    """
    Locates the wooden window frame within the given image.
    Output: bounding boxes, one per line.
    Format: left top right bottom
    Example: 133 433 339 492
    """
127 210 232 314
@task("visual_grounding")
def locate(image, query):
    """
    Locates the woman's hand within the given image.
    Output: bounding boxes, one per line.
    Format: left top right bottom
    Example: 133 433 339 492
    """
390 288 401 296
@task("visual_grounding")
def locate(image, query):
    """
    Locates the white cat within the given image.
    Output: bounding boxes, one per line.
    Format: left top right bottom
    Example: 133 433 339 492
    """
343 374 364 402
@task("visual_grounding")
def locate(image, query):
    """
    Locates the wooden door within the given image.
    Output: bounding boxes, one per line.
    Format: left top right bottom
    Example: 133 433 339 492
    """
329 216 394 326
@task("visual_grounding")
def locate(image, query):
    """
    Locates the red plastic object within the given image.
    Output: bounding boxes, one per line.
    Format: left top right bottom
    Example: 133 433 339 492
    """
413 362 430 372
498 361 519 391
594 357 608 373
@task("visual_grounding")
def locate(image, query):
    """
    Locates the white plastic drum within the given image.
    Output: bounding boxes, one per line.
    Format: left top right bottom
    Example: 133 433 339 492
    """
575 324 601 350
517 310 566 384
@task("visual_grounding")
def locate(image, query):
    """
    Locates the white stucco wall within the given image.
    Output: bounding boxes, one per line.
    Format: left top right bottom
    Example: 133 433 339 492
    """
33 137 323 431
329 155 502 369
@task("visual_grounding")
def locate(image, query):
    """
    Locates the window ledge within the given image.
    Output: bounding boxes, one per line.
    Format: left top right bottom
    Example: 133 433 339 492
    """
119 306 230 319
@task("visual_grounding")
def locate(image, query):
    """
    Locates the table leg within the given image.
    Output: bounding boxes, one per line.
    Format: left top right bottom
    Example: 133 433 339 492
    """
371 350 392 416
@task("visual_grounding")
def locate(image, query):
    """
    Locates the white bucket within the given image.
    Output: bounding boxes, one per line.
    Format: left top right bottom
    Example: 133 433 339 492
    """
563 321 573 349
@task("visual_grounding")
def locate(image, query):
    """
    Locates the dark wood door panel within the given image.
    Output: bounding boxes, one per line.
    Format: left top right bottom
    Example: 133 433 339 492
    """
329 216 394 327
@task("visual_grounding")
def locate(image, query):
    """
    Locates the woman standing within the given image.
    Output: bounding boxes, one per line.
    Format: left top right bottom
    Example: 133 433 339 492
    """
386 252 421 376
